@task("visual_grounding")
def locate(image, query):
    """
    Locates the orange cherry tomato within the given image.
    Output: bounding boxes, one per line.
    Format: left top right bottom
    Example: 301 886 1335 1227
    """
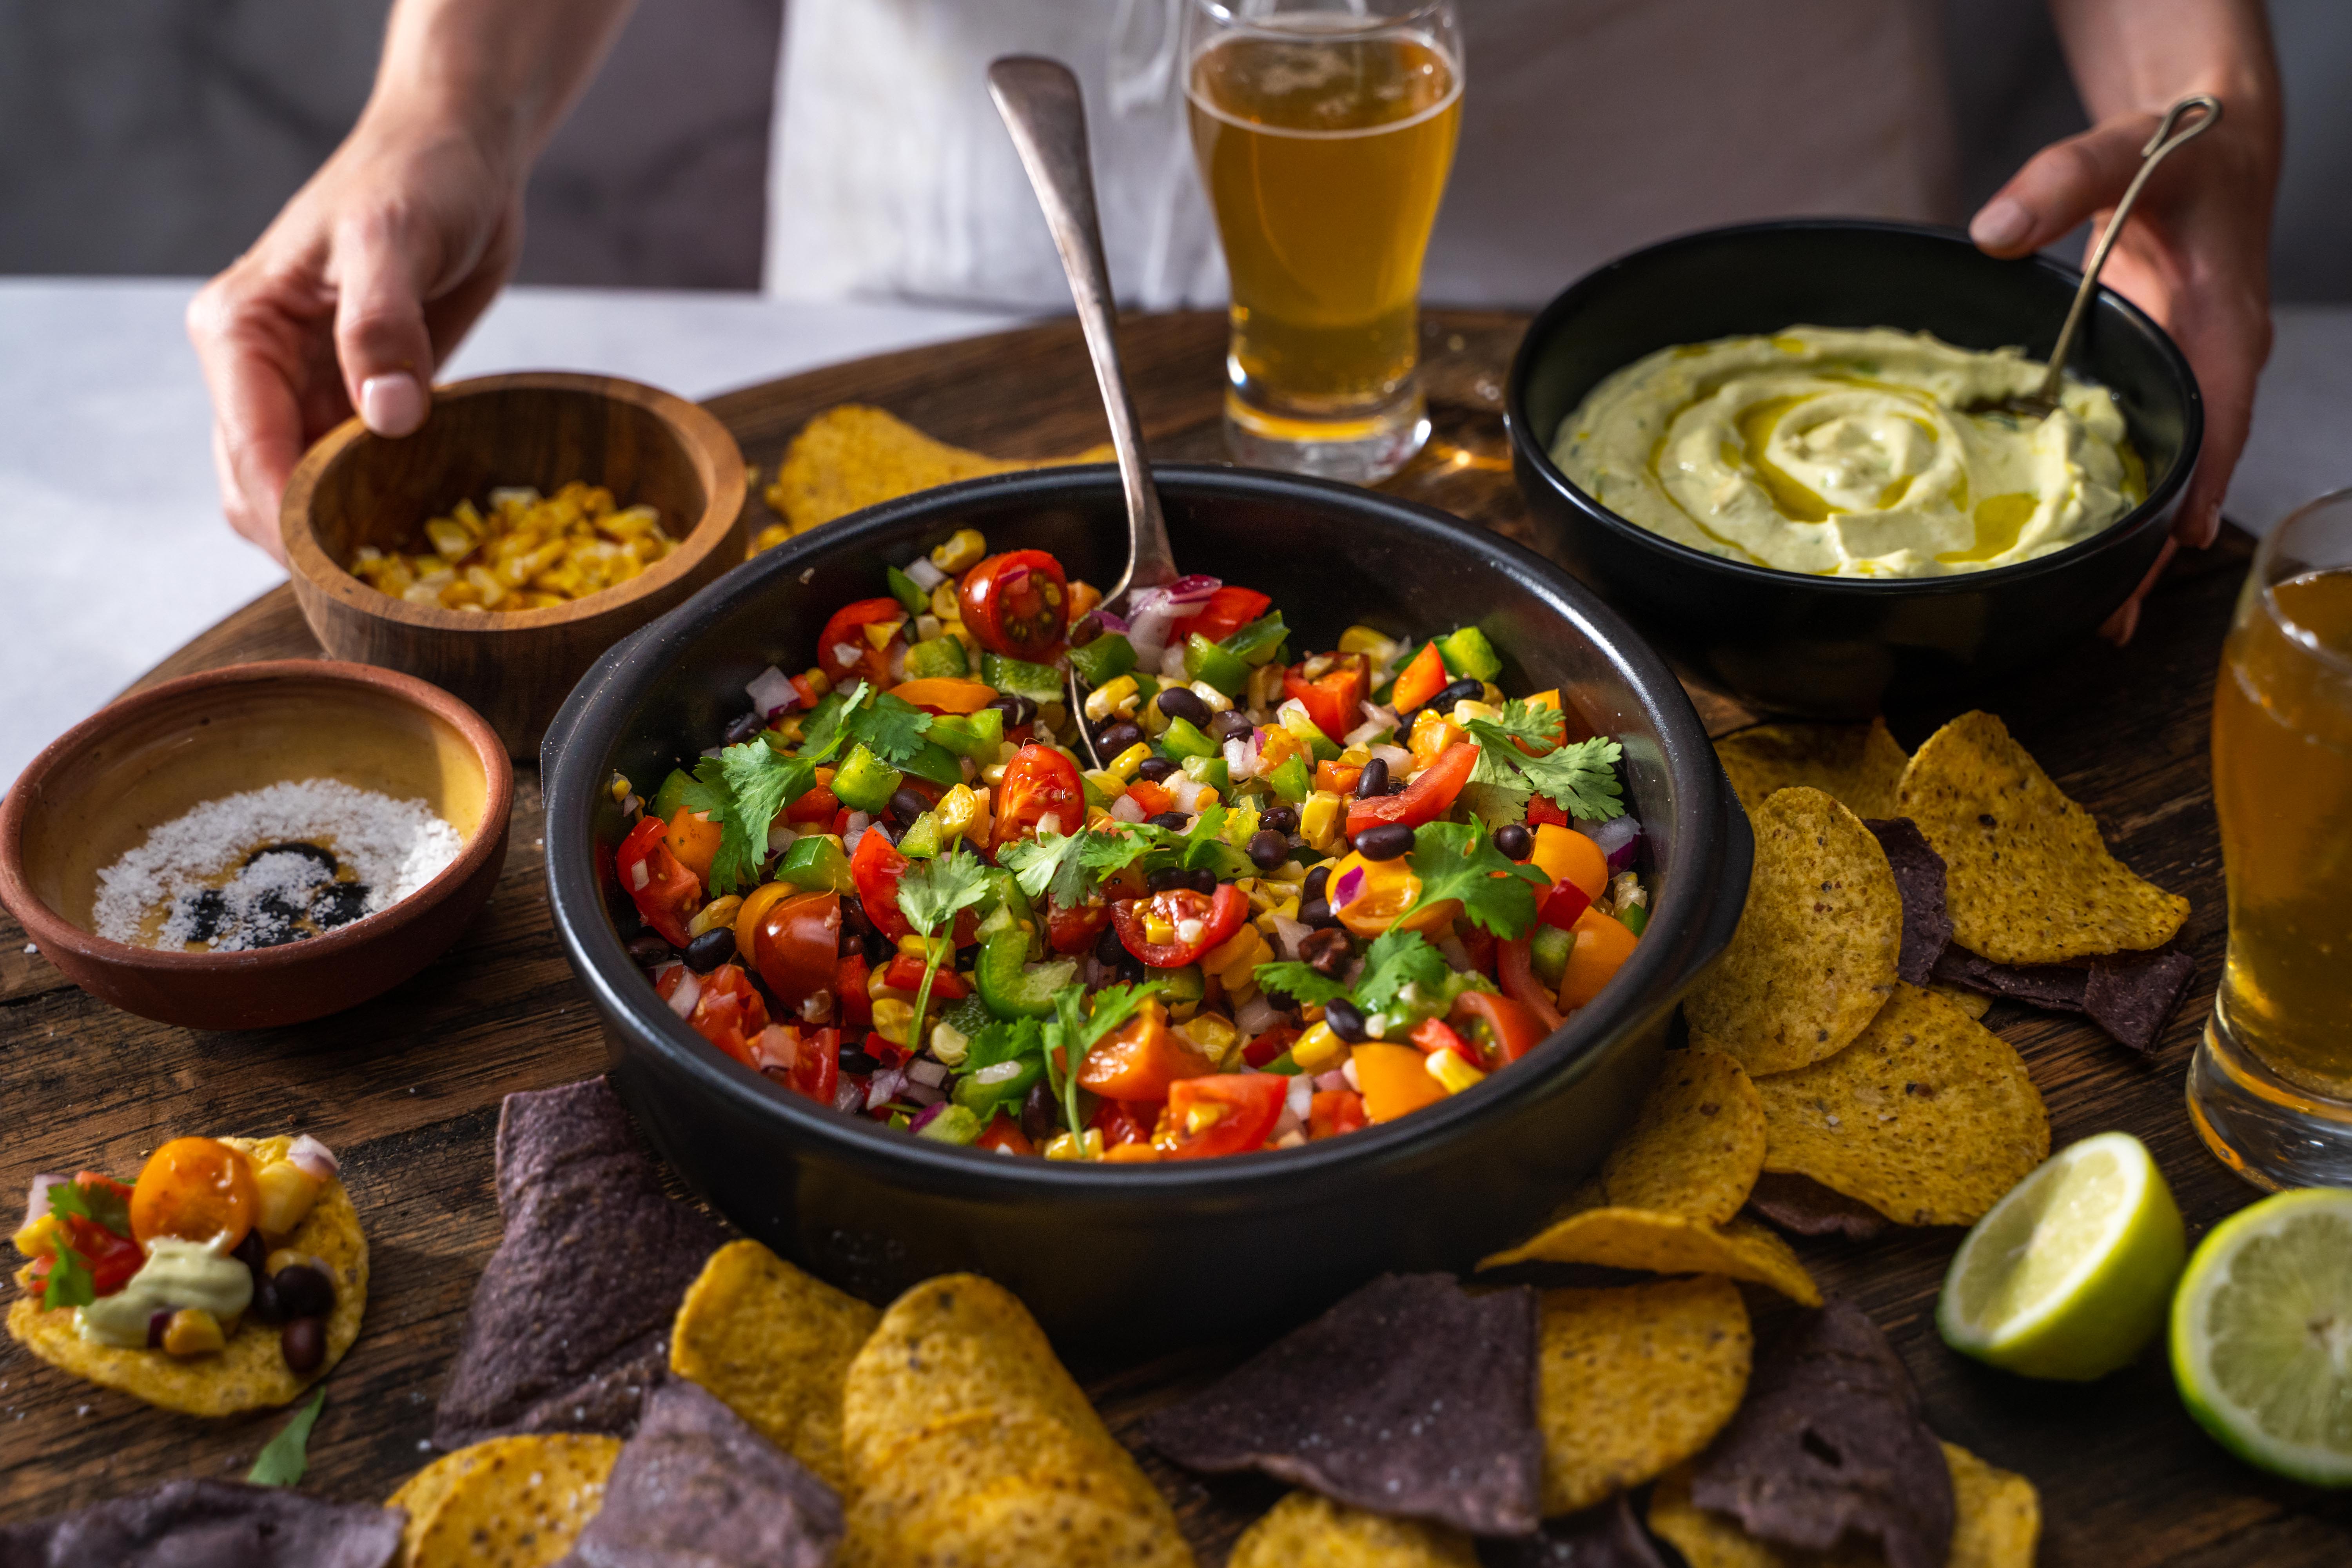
958 550 1069 661
887 678 998 715
1078 1000 1215 1102
664 806 722 884
817 598 907 686
1558 907 1639 1011
994 745 1085 846
751 890 844 1018
129 1137 259 1250
1351 1044 1448 1123
1154 1074 1286 1160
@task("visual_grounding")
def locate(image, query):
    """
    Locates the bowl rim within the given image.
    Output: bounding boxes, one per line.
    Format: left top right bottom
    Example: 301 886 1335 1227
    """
278 370 748 635
1504 217 2205 596
544 462 1749 1197
0 659 515 973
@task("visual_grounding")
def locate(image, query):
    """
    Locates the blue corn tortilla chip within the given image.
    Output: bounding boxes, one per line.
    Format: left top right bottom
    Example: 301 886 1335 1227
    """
434 1077 727 1448
0 1478 401 1567
1140 1273 1544 1536
1690 1298 1952 1568
554 1377 842 1568
1479 1494 1668 1566
1930 945 2195 1053
1744 1173 1892 1243
1863 820 1951 987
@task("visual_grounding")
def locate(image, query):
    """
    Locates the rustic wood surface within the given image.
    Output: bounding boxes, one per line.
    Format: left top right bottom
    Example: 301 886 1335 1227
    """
3 309 2339 1564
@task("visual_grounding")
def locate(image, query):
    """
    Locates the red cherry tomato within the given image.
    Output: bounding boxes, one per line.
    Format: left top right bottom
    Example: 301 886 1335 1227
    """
1154 1074 1286 1160
958 550 1070 661
849 829 914 941
1451 988 1551 1068
1308 1089 1369 1140
1282 653 1369 744
1345 741 1478 842
750 1023 839 1105
1045 898 1109 955
976 1115 1036 1155
835 953 873 1026
817 598 908 686
750 890 844 1019
785 769 840 825
994 745 1085 846
658 962 771 1066
1109 882 1247 969
616 817 704 947
1172 585 1270 645
1088 1099 1158 1148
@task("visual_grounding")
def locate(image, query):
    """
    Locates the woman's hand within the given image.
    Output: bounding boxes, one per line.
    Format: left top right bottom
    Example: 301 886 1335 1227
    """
187 110 523 559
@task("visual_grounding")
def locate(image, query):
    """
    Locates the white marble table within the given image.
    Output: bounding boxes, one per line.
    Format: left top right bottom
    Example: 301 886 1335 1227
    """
2 279 2347 788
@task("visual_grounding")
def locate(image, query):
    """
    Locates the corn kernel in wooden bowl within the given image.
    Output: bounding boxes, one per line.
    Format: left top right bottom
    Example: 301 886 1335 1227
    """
348 483 681 613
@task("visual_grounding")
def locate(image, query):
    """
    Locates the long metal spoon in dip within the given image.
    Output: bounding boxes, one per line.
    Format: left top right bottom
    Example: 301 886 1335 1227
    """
989 56 1181 769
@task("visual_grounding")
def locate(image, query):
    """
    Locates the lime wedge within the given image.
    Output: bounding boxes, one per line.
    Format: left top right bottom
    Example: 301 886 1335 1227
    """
1938 1130 2185 1380
2172 1187 2352 1487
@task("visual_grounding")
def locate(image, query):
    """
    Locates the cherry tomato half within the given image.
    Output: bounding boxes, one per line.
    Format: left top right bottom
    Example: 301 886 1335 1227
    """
750 890 844 1019
1282 653 1369 745
617 817 704 947
1045 898 1109 956
30 1216 144 1299
994 745 1085 847
958 550 1069 661
658 962 771 1067
1173 585 1270 645
750 1022 839 1105
130 1137 259 1250
1110 882 1247 969
817 598 907 686
1451 988 1551 1068
1345 741 1478 843
1077 1000 1214 1102
1154 1074 1286 1160
849 829 914 941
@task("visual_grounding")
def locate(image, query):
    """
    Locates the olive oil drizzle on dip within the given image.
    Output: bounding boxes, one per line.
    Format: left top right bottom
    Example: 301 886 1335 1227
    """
1555 327 2145 579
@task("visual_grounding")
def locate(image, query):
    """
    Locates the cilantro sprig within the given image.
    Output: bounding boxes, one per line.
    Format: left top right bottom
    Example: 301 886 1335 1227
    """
894 845 993 1048
36 1180 123 1311
998 807 1254 911
1255 926 1450 1014
1406 818 1548 939
1461 699 1626 822
1041 982 1163 1156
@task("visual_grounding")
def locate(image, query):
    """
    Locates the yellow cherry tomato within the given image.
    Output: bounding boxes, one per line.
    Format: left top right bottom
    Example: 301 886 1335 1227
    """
1326 851 1459 940
130 1137 259 1250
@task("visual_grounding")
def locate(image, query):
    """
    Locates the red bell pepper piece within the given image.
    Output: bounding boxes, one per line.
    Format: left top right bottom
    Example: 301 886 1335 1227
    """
1307 1089 1369 1140
1538 877 1593 931
849 829 914 940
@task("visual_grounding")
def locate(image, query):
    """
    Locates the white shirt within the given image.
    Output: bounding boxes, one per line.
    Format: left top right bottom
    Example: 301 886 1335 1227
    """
766 0 1955 312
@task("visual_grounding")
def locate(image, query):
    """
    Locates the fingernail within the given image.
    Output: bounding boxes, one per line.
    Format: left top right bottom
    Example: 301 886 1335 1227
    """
360 372 426 437
1969 197 2032 251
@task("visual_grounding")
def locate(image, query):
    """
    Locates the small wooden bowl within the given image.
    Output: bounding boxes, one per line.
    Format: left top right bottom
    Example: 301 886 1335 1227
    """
281 372 748 757
0 661 513 1030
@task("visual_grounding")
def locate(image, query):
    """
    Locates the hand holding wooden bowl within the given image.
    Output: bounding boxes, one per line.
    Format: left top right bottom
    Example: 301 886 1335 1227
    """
280 372 749 757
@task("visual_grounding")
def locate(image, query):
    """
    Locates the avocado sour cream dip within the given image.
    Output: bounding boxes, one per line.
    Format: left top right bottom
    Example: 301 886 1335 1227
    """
1552 326 2145 578
77 1238 253 1348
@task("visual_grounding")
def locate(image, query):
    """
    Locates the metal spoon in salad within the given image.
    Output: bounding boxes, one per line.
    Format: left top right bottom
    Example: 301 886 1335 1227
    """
987 55 1194 770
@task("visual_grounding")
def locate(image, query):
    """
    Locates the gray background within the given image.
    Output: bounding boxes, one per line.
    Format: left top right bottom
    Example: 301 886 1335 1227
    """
2 0 2344 300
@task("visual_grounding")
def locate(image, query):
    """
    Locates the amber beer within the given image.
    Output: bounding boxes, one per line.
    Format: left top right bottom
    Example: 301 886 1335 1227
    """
2210 565 2352 1090
1187 20 1461 476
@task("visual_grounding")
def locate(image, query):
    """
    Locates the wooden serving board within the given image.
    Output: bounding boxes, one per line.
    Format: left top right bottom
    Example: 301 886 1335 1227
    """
3 310 2338 1565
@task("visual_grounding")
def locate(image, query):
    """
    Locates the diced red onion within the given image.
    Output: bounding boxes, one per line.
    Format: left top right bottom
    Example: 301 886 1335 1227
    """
746 665 799 718
665 969 702 1018
1332 866 1365 909
1285 1075 1313 1122
908 1101 947 1133
754 1024 798 1070
830 641 863 670
905 1082 947 1109
1314 1068 1351 1094
1580 814 1642 870
833 1077 867 1113
22 1174 66 1232
286 1136 339 1181
768 819 799 853
904 555 948 592
1094 608 1130 633
1158 643 1191 680
1234 993 1279 1035
1165 775 1207 813
1343 708 1395 746
1341 1056 1362 1091
866 1068 907 1110
1165 574 1222 602
1369 743 1410 773
1270 1107 1304 1143
1222 737 1256 781
907 1060 948 1089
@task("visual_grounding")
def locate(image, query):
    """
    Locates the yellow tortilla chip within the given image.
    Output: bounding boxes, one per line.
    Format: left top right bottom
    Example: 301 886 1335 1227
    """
843 1273 1111 1460
388 1448 479 1566
1895 710 2187 963
1944 1442 2040 1568
1714 721 1908 820
1536 1279 1752 1515
762 405 1109 539
1227 1491 1478 1568
669 1238 878 1493
1602 1049 1766 1224
1479 1207 1820 1306
406 1433 620 1568
1645 1445 2038 1568
1928 983 1992 1020
1756 983 2050 1227
1647 1466 1878 1568
6 1136 368 1416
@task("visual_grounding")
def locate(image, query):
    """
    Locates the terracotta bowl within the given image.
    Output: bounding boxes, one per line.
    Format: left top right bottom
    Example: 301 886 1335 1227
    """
0 661 512 1030
280 371 748 758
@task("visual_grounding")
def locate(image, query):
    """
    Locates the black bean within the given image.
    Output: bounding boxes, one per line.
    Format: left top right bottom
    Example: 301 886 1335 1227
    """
1354 822 1415 862
281 1317 326 1376
271 1264 335 1320
1146 867 1191 893
988 693 1038 727
1494 822 1534 861
1116 953 1148 985
1149 812 1191 832
1156 686 1210 728
842 898 874 938
1189 868 1218 894
1247 829 1290 871
888 788 933 827
1259 804 1299 837
683 927 737 973
1324 997 1368 1042
1427 678 1483 713
1069 613 1104 647
147 1311 170 1349
1263 987 1299 1013
1094 925 1128 966
1298 897 1336 929
232 1228 269 1271
1301 865 1331 903
1020 1081 1059 1146
1209 710 1255 742
863 929 895 965
723 710 766 744
1136 756 1178 782
1355 757 1389 800
1095 720 1145 755
249 1274 284 1325
626 932 676 967
1299 927 1353 978
839 1046 884 1075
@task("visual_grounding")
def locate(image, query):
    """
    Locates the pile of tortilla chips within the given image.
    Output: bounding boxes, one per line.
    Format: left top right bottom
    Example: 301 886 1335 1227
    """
754 405 1111 550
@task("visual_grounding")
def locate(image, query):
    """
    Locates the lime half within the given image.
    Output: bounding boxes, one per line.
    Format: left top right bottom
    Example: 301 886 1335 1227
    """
1938 1130 2185 1380
2173 1187 2352 1487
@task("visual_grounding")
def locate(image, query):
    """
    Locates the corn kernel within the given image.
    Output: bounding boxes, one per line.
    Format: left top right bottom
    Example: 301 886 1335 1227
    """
1338 624 1401 663
1428 1050 1488 1094
1291 1022 1347 1071
1183 1101 1229 1136
870 998 916 1046
1184 1012 1240 1065
862 617 906 651
253 1160 323 1239
688 895 742 938
1083 675 1140 724
930 528 987 573
929 581 961 620
1107 742 1152 782
609 774 633 804
162 1308 226 1357
12 1211 58 1259
1299 791 1345 855
1103 1141 1163 1163
936 784 986 844
1189 681 1234 715
1044 1128 1105 1161
801 668 832 697
1200 926 1263 983
1452 698 1502 728
1481 682 1505 705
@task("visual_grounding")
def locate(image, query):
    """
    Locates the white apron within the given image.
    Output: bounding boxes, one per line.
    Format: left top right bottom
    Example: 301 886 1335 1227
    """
765 0 1956 311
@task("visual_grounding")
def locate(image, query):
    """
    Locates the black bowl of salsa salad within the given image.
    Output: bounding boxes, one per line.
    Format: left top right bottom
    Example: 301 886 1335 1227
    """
544 465 1750 1347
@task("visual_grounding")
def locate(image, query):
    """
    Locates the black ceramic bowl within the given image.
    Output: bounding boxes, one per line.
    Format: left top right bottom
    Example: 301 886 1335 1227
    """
1508 220 2203 717
543 466 1751 1348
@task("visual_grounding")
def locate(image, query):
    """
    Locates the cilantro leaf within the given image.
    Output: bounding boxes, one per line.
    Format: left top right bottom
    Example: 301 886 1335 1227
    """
47 1178 129 1238
1250 960 1352 1007
689 743 820 895
1352 929 1450 1014
897 846 992 939
999 828 1095 909
1406 819 1546 939
1456 779 1532 828
797 681 869 758
1173 805 1256 880
844 693 932 766
1079 828 1160 883
1515 737 1626 821
964 1016 1046 1073
1462 699 1625 823
247 1388 327 1486
1043 981 1164 1152
40 1235 94 1311
1481 698 1568 749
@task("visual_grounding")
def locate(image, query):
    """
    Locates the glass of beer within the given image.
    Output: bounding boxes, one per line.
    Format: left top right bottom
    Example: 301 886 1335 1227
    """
1183 0 1462 482
2190 489 2352 1189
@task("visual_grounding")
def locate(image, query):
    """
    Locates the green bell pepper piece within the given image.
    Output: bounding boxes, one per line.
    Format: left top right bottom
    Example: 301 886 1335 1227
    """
982 653 1064 704
777 834 854 893
886 564 927 617
1068 633 1136 687
953 1056 1043 1120
1159 716 1217 762
1080 772 1114 811
897 811 944 858
974 928 1077 1020
650 768 696 824
1220 612 1289 666
978 869 1038 946
1437 625 1503 682
895 740 965 789
916 1104 983 1144
928 707 1004 757
904 635 970 679
1529 922 1573 988
831 744 902 813
1149 963 1205 1005
1183 634 1250 697
1179 755 1230 794
1620 902 1649 937
1265 754 1313 805
1263 1051 1303 1075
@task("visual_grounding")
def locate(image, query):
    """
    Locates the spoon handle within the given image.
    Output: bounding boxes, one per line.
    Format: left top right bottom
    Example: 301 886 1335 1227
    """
988 56 1179 604
2033 94 2221 406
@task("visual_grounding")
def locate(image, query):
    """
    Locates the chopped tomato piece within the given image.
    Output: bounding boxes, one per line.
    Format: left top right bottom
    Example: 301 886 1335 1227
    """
835 953 873 1026
786 769 840 824
849 829 914 940
1526 797 1570 829
817 598 907 686
958 550 1070 661
1308 1089 1369 1140
1496 937 1568 1033
1345 741 1477 842
888 677 997 714
1088 1098 1158 1148
659 962 771 1067
1241 1023 1297 1069
1123 778 1174 817
749 890 844 1016
1154 1074 1286 1160
29 1215 144 1298
617 817 703 947
750 1023 840 1105
1448 991 1550 1068
995 745 1085 847
1045 898 1109 955
1559 907 1639 1011
1390 642 1449 712
881 952 971 1000
663 807 722 884
1283 654 1369 744
975 1115 1035 1155
1352 1044 1447 1122
1537 878 1593 931
1171 585 1269 644
1409 1016 1480 1066
1110 882 1247 969
1078 1000 1214 1101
